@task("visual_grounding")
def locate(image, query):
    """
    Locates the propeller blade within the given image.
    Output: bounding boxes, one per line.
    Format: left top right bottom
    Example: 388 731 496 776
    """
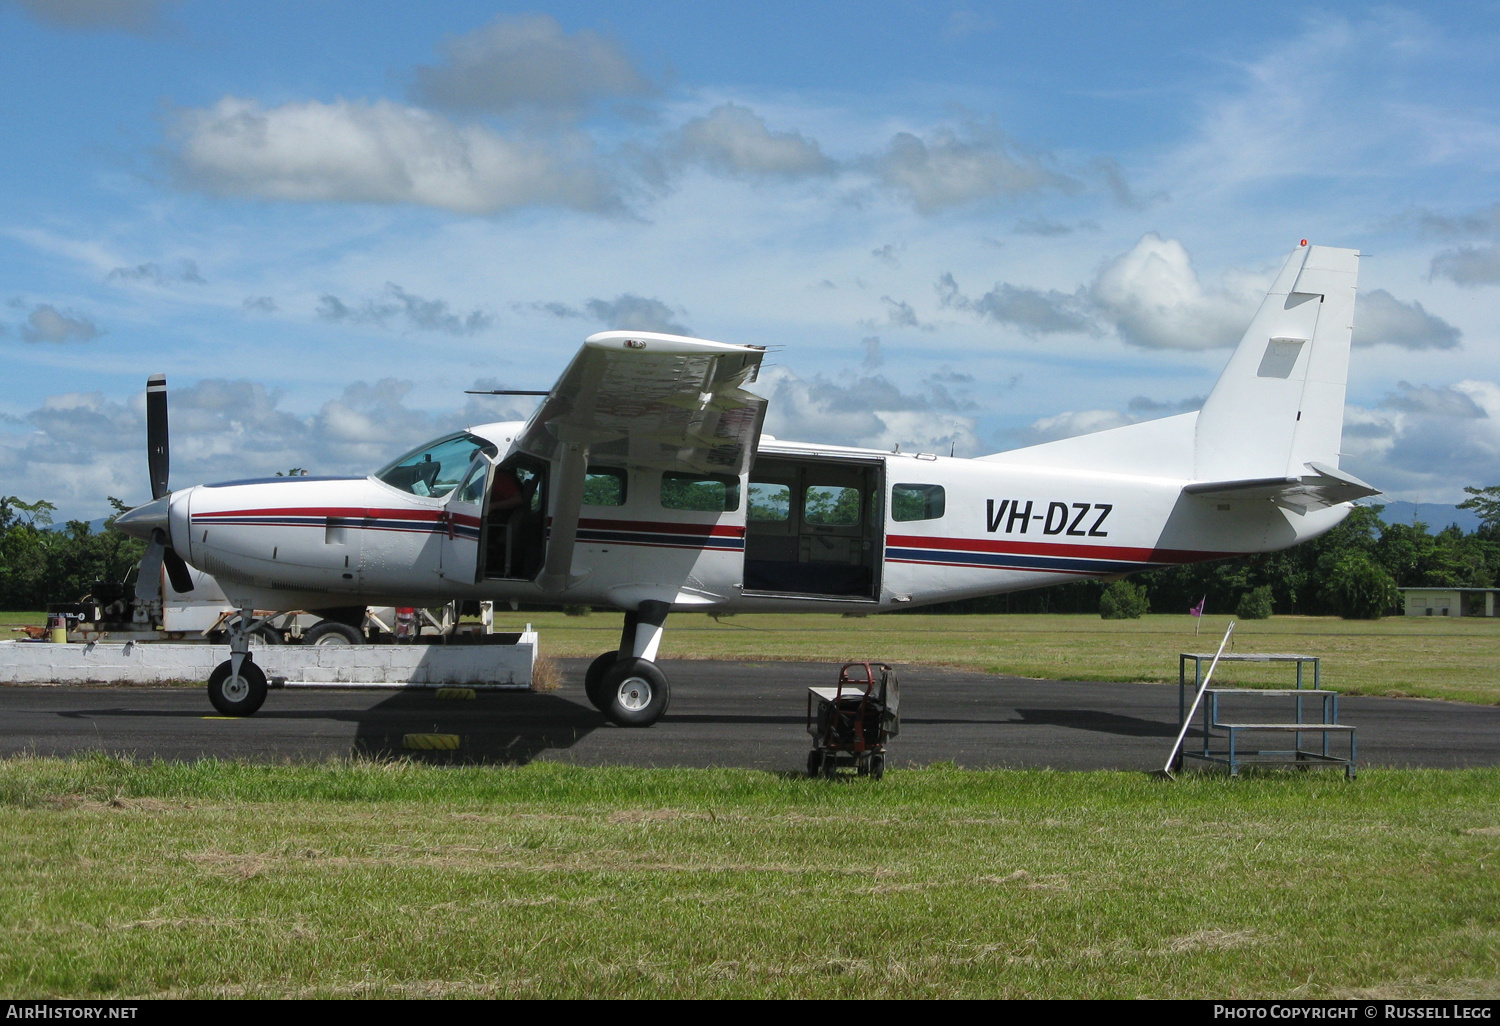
162 546 195 594
146 373 169 500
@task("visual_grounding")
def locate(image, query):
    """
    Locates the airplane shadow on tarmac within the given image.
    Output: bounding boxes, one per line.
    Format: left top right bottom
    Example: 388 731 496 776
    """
348 690 606 764
1010 708 1184 738
55 690 611 765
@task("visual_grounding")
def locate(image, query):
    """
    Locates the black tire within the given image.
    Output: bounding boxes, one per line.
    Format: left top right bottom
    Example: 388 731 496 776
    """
583 650 619 711
207 658 267 716
250 624 283 645
598 658 670 727
870 754 885 781
807 750 823 777
305 620 364 646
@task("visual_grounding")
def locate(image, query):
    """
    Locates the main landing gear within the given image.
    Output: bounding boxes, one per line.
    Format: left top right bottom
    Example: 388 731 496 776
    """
584 600 672 727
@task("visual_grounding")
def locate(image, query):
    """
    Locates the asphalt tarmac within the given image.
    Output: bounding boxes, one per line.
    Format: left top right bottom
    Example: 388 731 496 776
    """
2 659 1497 773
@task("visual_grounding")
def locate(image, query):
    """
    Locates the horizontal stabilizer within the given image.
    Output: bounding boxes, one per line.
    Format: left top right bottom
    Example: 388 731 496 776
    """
1183 462 1380 512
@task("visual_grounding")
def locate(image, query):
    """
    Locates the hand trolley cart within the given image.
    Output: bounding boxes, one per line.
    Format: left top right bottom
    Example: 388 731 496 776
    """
806 662 900 779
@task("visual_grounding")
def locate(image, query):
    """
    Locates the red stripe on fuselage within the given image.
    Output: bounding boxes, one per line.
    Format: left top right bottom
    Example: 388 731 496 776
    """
577 517 745 538
193 505 446 523
885 533 1233 565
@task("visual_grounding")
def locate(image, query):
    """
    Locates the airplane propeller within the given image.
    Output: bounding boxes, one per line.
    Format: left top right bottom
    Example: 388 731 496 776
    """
147 373 170 501
117 374 195 593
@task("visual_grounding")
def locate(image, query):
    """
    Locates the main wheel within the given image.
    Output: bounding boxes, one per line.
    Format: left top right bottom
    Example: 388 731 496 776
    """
207 659 268 716
807 750 824 777
869 754 886 781
598 658 670 727
583 650 619 712
305 620 364 646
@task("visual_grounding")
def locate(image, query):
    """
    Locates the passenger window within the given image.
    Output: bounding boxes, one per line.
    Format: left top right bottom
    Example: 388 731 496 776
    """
748 483 791 522
892 483 945 522
804 485 861 526
661 472 741 512
584 467 627 506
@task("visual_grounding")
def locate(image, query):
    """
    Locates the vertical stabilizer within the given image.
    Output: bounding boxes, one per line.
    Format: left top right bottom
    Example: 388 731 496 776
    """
1193 242 1359 482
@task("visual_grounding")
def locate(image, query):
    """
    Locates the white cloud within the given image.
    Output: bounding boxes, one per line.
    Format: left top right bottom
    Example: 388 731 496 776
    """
410 14 650 115
868 126 1074 214
1353 289 1460 349
18 303 101 343
755 366 981 456
878 296 932 331
938 272 1094 336
1168 12 1468 192
1414 203 1500 239
1025 408 1135 444
1380 381 1485 418
316 283 493 335
106 259 204 286
1430 245 1500 287
1341 380 1500 502
584 294 691 335
671 104 836 180
172 97 618 214
0 377 522 518
1088 233 1262 350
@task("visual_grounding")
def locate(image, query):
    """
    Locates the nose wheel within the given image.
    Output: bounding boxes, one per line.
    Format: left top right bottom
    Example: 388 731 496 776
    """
207 659 268 716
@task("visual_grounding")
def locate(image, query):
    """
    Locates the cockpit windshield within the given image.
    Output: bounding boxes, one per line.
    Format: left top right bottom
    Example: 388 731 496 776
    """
375 432 495 498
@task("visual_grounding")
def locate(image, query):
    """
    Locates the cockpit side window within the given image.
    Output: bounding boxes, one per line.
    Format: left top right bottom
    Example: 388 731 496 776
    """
454 456 490 505
376 432 495 498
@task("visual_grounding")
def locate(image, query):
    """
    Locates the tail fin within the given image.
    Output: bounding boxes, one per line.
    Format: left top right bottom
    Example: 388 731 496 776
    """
1193 242 1360 482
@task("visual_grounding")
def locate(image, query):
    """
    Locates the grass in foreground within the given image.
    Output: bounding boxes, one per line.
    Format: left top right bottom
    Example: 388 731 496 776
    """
1 756 1498 999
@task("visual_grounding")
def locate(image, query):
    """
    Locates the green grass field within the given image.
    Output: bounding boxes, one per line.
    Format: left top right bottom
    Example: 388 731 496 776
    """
509 611 1500 705
4 611 1499 997
1 757 1497 999
7 608 1499 704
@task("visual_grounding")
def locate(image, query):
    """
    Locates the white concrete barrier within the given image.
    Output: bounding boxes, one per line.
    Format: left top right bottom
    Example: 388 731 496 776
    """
0 635 536 688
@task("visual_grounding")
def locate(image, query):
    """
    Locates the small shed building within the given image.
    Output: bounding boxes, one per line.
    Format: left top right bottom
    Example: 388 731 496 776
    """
1398 588 1499 618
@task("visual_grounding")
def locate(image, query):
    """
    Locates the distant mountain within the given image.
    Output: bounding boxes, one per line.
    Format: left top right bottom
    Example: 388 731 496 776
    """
1374 501 1484 534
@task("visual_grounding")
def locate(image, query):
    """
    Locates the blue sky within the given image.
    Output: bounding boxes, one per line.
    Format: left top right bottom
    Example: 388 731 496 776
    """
3 0 1499 520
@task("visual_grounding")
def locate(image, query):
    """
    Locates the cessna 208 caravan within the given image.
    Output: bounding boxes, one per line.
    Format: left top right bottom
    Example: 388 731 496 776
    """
116 240 1377 722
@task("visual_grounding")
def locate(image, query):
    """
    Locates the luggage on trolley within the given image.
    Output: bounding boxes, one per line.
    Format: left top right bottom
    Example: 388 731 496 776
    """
806 662 899 779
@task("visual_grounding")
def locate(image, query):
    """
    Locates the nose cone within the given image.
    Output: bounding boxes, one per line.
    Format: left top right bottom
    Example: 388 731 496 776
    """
115 495 169 541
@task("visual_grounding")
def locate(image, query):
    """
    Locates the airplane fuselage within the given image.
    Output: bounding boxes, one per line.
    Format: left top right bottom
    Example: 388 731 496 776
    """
156 426 1347 617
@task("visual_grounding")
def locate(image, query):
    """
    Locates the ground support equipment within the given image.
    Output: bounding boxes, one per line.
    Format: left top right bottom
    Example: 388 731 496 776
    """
1175 652 1356 778
807 662 899 779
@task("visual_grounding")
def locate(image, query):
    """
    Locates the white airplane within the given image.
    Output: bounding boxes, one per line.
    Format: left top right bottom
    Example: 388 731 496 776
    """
117 240 1377 721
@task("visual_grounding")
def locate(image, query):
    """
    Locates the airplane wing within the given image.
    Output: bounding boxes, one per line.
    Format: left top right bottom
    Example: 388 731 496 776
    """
512 331 768 591
1182 462 1381 512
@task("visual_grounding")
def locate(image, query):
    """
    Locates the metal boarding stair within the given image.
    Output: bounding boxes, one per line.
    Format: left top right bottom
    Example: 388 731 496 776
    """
1174 653 1357 778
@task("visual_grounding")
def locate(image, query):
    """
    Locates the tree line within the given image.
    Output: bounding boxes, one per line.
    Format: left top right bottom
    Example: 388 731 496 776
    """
0 498 146 612
2 488 1499 617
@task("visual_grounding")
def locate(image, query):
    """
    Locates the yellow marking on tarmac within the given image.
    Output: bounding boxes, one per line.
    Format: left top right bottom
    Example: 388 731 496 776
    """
201 716 238 720
434 687 476 700
404 733 460 751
